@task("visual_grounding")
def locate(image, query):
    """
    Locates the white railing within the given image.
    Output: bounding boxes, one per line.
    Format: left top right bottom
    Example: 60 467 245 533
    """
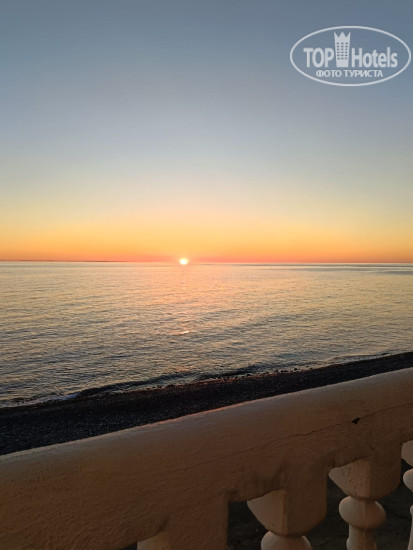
1 368 413 550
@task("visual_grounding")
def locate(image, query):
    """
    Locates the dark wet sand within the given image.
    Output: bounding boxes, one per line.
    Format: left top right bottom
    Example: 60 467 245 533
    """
1 351 412 456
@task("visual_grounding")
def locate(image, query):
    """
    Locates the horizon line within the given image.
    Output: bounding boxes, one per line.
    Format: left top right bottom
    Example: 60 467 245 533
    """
1 260 412 265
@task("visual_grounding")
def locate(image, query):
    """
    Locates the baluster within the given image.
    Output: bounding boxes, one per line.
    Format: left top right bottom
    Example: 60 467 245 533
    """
139 531 313 550
402 441 413 550
139 533 169 549
138 498 228 550
338 496 385 550
260 531 311 549
248 473 327 550
330 453 400 550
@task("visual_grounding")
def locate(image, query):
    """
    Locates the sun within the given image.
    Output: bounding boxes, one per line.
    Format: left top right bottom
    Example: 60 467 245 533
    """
179 258 189 265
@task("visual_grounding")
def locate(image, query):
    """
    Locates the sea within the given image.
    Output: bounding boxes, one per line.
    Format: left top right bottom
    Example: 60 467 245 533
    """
0 262 412 408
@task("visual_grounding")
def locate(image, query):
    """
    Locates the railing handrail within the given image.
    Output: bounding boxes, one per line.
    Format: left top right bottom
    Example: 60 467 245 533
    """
1 367 413 549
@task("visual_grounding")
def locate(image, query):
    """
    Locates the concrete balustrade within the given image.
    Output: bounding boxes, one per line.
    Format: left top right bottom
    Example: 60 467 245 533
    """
1 368 413 549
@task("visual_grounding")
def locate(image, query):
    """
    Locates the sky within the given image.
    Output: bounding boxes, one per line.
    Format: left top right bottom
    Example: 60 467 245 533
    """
1 0 412 263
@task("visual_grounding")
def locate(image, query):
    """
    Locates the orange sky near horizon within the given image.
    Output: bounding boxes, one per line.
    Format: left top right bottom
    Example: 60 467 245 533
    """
2 169 412 263
2 209 412 263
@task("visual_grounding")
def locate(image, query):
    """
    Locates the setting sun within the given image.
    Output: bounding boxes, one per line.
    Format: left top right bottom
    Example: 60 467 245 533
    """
179 258 189 265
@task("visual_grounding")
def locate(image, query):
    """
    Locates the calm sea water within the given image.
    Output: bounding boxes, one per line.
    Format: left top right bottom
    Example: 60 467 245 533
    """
0 262 412 407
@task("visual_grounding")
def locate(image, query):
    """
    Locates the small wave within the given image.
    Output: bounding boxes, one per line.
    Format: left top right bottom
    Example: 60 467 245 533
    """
0 370 199 408
76 370 202 397
2 391 81 409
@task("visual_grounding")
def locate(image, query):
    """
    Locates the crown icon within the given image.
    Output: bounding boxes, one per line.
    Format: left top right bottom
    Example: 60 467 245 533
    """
334 31 351 67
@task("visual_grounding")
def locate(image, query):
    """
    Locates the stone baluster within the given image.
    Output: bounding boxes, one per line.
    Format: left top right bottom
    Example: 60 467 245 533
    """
330 453 401 550
247 473 327 550
138 498 228 549
338 496 385 550
139 533 169 549
402 441 413 550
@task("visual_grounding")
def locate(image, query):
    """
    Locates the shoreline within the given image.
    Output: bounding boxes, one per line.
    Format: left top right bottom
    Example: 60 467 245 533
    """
1 351 412 456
